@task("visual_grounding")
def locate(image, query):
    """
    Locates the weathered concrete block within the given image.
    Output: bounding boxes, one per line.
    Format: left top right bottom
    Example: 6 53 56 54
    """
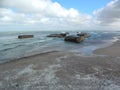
18 35 34 39
64 35 84 43
47 32 69 38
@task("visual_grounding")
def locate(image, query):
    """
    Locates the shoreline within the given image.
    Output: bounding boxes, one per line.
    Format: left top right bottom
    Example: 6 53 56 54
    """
94 39 120 57
0 39 120 89
0 38 118 64
0 50 59 65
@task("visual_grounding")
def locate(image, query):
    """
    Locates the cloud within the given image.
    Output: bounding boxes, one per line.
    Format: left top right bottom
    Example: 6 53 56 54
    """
94 0 120 28
1 0 119 31
0 0 93 31
0 8 27 24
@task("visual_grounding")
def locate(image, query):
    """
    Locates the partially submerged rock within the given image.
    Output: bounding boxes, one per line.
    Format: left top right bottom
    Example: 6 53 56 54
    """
47 32 69 38
18 35 34 39
64 35 84 43
47 32 90 43
77 32 90 38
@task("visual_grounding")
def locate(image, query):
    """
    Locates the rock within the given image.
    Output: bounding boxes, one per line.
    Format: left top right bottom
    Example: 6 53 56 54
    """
77 32 90 38
47 32 69 38
18 35 34 39
64 35 84 43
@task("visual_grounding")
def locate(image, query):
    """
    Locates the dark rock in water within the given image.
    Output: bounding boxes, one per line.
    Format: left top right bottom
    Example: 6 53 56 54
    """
64 35 84 43
18 35 34 39
47 32 69 38
77 32 90 38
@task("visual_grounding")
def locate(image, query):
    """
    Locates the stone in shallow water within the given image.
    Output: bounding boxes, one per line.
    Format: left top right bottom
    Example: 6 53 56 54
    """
64 35 84 43
47 32 69 38
18 35 34 39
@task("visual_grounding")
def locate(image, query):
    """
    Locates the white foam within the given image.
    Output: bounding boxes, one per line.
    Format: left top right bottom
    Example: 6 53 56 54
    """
82 75 95 80
75 74 81 80
112 37 119 42
104 84 120 90
74 74 120 90
56 55 68 62
22 62 62 89
17 64 35 76
41 64 61 84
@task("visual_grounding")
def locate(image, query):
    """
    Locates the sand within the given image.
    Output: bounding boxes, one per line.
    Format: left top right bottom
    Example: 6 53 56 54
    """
94 40 120 57
0 41 120 90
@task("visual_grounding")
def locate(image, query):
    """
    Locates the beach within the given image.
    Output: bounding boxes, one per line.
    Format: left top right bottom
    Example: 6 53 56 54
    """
1 0 120 89
94 39 120 57
0 39 120 90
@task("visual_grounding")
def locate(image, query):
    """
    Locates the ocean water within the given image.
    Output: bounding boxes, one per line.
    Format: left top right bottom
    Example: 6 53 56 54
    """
0 31 120 63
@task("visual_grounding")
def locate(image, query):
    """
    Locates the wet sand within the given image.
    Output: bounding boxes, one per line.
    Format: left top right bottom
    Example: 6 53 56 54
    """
94 40 120 57
0 41 120 90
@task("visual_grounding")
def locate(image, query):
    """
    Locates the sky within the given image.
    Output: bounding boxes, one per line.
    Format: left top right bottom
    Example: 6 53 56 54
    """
0 0 120 31
52 0 112 14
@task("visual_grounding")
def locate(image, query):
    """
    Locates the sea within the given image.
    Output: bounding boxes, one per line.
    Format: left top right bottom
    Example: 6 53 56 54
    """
0 30 120 63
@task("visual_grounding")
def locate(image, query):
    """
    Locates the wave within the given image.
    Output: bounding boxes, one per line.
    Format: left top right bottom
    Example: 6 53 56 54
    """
0 50 59 64
112 36 120 42
0 39 52 54
0 44 24 52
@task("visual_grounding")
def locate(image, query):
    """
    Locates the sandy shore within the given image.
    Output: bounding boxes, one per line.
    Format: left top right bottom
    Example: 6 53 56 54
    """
0 41 120 90
94 40 120 57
